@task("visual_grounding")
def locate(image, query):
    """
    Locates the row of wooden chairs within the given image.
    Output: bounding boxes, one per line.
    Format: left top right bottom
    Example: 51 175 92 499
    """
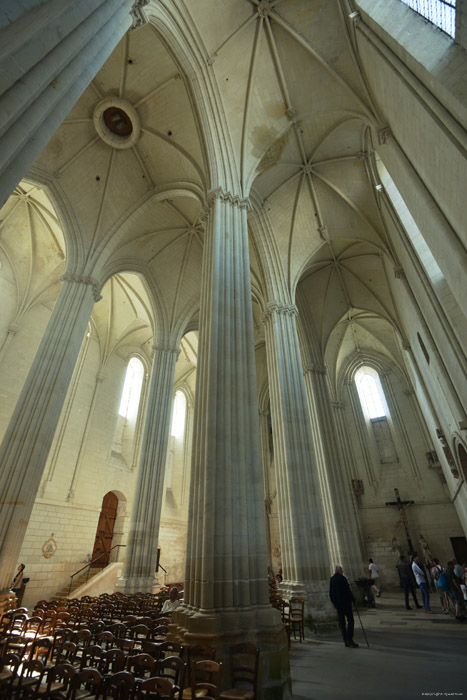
0 654 221 699
0 643 258 700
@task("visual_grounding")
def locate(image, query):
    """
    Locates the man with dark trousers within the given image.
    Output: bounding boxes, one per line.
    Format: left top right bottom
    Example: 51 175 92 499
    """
329 565 359 648
396 555 423 610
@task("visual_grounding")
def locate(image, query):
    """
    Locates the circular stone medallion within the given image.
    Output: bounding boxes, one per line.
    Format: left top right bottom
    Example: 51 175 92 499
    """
93 98 141 150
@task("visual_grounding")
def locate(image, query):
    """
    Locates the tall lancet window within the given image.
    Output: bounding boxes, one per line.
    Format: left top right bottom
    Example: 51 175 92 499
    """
171 390 186 439
355 366 398 464
119 357 144 420
112 356 144 467
165 391 187 489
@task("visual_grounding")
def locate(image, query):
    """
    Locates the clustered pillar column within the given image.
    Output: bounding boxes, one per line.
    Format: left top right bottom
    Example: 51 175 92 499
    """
261 301 333 621
303 365 365 580
118 344 180 594
0 273 101 599
174 189 290 699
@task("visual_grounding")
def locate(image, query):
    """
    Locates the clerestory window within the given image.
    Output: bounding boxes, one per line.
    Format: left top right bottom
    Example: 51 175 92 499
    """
171 390 186 439
356 369 387 420
118 356 144 420
399 0 456 37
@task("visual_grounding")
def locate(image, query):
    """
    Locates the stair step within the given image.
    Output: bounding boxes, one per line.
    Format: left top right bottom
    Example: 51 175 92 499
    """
51 569 102 600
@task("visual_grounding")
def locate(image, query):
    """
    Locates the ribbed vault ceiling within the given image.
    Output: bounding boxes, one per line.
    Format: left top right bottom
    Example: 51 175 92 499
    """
19 0 405 387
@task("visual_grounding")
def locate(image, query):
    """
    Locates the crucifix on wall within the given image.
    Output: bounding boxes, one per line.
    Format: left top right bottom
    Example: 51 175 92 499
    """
385 488 415 555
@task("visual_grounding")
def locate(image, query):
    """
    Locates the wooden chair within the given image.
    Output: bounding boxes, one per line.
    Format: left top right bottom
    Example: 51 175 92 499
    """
28 636 53 665
56 641 78 666
99 648 126 674
113 638 135 655
0 652 22 697
96 671 134 700
65 667 102 699
156 642 184 660
51 629 75 664
29 662 76 699
140 641 163 662
155 655 186 698
136 676 178 700
126 653 155 679
149 626 168 643
190 660 223 700
219 644 260 700
10 658 46 698
79 645 104 671
129 624 150 648
288 598 305 642
108 624 127 640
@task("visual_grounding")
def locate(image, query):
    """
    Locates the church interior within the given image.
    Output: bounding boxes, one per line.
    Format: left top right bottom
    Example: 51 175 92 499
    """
0 0 466 697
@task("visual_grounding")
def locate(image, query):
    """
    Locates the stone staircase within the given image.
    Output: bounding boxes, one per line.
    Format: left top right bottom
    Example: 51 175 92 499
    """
51 568 102 601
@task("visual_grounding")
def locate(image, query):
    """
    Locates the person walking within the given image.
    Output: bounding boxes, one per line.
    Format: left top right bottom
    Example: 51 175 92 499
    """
368 558 381 597
446 559 466 621
430 558 449 614
329 565 359 648
396 555 422 610
412 555 431 613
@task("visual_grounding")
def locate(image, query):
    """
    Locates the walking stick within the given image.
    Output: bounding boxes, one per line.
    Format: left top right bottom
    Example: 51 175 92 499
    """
354 602 370 647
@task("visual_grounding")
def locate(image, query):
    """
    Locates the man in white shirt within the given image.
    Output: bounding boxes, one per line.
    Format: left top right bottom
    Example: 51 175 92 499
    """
412 555 432 613
368 559 381 597
161 586 180 614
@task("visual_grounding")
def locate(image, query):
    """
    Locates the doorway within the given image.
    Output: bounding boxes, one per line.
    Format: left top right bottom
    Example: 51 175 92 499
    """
450 536 467 565
91 492 118 567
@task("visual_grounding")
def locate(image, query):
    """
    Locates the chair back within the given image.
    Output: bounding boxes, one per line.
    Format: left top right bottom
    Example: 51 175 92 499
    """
126 652 155 678
97 670 134 700
228 643 260 698
191 659 223 700
155 654 186 689
157 641 184 659
137 676 177 699
100 647 126 673
66 667 102 699
80 644 104 670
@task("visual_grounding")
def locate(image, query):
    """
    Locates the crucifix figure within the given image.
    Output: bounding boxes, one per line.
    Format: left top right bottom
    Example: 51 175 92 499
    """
385 488 415 555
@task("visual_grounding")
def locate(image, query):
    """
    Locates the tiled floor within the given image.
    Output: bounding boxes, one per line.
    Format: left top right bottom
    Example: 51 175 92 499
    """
289 591 467 699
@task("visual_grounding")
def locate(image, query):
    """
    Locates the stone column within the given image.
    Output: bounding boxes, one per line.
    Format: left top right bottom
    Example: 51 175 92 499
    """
303 365 365 580
261 301 333 620
0 0 147 207
118 344 180 593
174 189 290 699
258 408 273 570
0 273 101 592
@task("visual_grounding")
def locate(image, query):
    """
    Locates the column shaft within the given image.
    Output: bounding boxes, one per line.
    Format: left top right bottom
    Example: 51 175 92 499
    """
262 301 332 617
0 273 99 590
0 0 142 207
176 190 290 699
304 367 365 579
120 345 179 593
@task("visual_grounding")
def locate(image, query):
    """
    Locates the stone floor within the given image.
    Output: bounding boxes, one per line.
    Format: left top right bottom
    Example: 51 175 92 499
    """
290 591 467 699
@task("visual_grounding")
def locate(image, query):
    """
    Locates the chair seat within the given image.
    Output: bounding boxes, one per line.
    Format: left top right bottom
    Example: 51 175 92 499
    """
220 689 254 700
181 688 208 699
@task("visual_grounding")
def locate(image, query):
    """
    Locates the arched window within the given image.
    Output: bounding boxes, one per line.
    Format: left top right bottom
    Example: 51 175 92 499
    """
355 366 398 464
400 0 456 38
171 391 186 439
355 368 388 420
118 357 144 420
111 357 145 468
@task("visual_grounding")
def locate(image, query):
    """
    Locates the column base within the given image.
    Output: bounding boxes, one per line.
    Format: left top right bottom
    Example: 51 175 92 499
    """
170 604 291 700
280 579 337 631
114 574 160 595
